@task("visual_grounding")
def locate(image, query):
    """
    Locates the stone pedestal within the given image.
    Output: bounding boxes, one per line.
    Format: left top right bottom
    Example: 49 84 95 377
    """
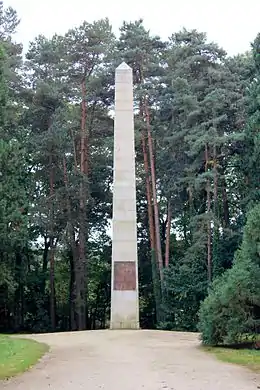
110 62 139 330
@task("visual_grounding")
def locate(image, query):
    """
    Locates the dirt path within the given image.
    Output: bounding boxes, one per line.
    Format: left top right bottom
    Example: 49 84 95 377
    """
1 330 259 389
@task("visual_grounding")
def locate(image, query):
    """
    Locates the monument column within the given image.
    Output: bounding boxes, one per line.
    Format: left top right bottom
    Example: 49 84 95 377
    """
110 62 139 329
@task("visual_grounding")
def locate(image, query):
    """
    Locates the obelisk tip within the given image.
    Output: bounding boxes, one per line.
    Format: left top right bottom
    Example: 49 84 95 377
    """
116 61 131 70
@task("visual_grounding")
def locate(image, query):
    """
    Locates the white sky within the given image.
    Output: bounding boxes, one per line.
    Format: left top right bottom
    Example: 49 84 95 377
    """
5 0 260 56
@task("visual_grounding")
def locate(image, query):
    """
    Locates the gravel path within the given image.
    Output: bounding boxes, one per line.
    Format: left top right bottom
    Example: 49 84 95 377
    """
2 330 259 389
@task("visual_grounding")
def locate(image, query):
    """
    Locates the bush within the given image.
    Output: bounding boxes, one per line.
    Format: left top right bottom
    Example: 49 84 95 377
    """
198 204 260 345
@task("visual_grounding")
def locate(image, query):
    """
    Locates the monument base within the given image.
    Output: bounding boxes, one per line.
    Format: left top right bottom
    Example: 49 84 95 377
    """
110 322 140 330
110 290 139 330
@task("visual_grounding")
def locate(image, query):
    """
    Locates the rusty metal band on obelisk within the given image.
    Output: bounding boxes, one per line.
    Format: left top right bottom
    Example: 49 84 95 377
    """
110 62 139 329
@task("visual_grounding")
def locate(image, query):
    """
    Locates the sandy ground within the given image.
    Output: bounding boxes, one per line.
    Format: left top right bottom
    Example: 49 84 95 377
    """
1 330 260 389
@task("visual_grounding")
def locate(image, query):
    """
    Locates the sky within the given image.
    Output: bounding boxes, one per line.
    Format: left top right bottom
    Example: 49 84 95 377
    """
5 0 260 55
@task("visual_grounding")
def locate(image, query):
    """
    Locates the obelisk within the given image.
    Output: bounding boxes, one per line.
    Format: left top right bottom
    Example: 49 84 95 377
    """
110 62 139 329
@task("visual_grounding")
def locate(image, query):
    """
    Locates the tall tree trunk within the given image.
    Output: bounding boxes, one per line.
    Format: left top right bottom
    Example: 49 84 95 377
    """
213 144 218 214
70 128 78 171
143 98 164 282
140 119 155 256
138 62 163 322
80 78 88 175
41 237 50 294
14 251 23 331
69 252 77 331
165 201 171 268
205 144 212 283
49 154 56 331
140 102 161 323
77 77 88 330
187 187 194 244
212 144 219 278
63 156 78 330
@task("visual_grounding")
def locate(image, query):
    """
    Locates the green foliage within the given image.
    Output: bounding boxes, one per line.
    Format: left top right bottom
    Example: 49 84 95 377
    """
161 244 208 331
0 140 29 248
237 35 260 210
199 204 260 345
253 33 260 71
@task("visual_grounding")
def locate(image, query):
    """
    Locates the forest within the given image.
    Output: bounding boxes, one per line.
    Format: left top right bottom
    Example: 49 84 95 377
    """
0 0 259 345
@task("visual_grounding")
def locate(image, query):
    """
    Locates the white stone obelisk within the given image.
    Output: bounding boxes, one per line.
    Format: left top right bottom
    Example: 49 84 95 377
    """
110 62 139 329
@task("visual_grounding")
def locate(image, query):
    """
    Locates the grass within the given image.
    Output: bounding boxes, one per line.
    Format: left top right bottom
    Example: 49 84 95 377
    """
203 346 260 373
0 335 49 380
